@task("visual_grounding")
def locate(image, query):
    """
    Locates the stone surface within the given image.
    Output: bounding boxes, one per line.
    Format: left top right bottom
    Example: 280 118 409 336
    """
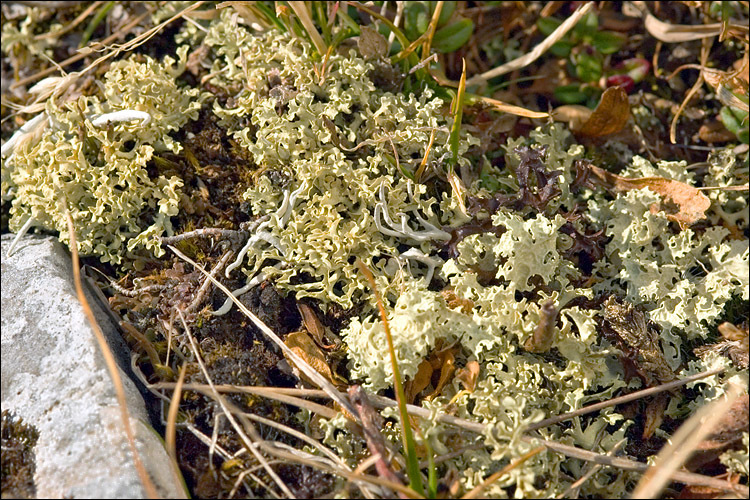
1 233 186 499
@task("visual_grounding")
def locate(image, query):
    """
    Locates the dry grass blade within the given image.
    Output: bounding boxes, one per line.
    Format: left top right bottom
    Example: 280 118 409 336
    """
153 382 340 420
166 384 379 498
470 95 549 119
166 364 187 463
670 37 713 144
366 389 748 495
526 367 725 431
11 2 204 91
631 382 746 498
166 245 358 417
34 1 104 41
64 210 160 499
527 435 749 496
467 1 594 86
10 9 150 90
643 11 724 42
288 1 327 55
251 446 425 499
241 405 380 499
420 1 443 58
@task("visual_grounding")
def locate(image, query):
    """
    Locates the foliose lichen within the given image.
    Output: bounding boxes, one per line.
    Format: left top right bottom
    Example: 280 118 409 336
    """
3 8 748 497
203 16 476 308
1 46 207 263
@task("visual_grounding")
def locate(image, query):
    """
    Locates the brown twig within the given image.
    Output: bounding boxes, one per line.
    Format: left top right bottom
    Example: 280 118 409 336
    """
9 10 151 90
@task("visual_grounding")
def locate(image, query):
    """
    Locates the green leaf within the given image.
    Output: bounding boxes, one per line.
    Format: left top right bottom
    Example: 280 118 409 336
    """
549 40 574 58
433 1 457 27
574 11 599 38
591 31 626 54
405 2 428 40
537 17 562 37
554 84 588 104
575 52 603 82
432 18 474 53
721 105 750 143
417 8 431 34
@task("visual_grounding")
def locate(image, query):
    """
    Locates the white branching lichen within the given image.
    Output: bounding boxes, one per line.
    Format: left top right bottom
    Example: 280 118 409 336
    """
90 110 152 128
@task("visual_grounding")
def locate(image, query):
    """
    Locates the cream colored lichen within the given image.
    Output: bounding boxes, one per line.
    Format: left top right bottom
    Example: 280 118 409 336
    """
2 48 207 264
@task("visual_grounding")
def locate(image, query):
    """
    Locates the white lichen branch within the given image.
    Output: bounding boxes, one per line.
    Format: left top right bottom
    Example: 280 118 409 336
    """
398 247 443 283
211 270 269 316
374 181 451 242
6 215 36 258
91 110 152 128
1 112 48 159
223 182 305 279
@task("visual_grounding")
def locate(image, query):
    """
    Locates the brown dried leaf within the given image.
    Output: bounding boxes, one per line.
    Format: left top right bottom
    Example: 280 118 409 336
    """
455 360 480 393
699 120 737 143
405 359 434 405
425 348 456 401
552 104 593 131
441 288 474 314
358 25 388 60
576 86 630 137
284 330 343 388
298 303 336 349
585 163 711 229
643 392 669 439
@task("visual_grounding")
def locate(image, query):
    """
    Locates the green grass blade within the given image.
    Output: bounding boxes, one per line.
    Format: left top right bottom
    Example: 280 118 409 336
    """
449 58 467 167
356 260 425 497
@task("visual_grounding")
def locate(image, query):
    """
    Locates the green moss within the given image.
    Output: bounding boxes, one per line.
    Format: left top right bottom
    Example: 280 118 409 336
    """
1 410 39 499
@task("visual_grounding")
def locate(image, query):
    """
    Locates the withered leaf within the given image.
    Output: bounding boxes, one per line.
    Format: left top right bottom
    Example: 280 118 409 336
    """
643 392 669 440
405 359 434 405
455 360 480 393
298 303 337 349
523 300 558 353
553 87 630 137
284 330 343 388
580 86 630 137
405 346 458 403
358 25 388 60
699 120 737 143
425 348 457 401
584 162 711 229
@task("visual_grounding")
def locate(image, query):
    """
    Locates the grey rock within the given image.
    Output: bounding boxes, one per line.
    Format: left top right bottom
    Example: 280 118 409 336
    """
1 233 186 499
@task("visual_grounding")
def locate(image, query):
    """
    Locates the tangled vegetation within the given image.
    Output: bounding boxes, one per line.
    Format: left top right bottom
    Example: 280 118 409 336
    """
2 2 748 498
